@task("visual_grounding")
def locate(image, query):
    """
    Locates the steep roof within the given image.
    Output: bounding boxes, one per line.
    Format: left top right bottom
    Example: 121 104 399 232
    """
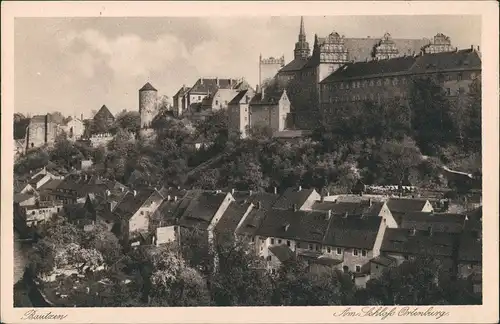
323 215 382 249
178 191 229 229
215 202 252 234
279 58 309 73
232 191 279 211
249 91 286 106
174 86 191 98
13 180 30 193
228 89 251 105
256 209 331 243
139 82 157 92
94 105 115 121
189 78 239 94
320 55 417 83
273 187 317 210
386 198 430 214
113 189 158 221
410 48 481 74
381 228 456 257
235 209 267 236
344 37 430 62
14 193 34 204
310 200 384 216
399 211 466 233
38 179 63 191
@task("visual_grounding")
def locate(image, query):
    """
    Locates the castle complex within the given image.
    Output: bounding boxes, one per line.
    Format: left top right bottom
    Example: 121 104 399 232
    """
271 17 466 129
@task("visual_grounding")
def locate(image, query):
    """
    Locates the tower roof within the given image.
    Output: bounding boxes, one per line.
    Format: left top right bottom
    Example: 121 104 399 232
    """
299 16 305 36
139 82 157 92
94 105 115 121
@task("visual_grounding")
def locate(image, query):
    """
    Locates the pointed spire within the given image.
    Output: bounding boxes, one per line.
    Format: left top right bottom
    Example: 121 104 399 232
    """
299 16 305 36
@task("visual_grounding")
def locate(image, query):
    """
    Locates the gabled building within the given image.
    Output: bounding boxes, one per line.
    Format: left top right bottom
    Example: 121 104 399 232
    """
272 186 321 211
93 105 115 124
173 85 191 117
398 211 467 233
386 197 434 223
112 189 164 246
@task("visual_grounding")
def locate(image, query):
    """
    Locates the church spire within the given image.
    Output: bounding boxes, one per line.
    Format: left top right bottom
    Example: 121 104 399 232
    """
299 16 305 38
294 16 310 60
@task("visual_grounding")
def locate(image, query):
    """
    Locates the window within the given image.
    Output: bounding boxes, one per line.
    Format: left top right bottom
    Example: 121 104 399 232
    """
271 238 275 244
345 83 350 89
471 72 477 80
271 268 276 274
457 73 463 81
404 255 409 260
267 256 272 261
198 96 201 100
315 245 320 251
296 242 301 248
287 240 291 247
251 237 255 243
377 79 382 86
32 211 35 215
446 88 451 96
336 248 342 255
327 247 331 253
278 239 282 244
355 265 361 273
260 246 263 251
353 249 359 256
370 80 374 87
343 266 349 273
362 249 367 257
385 79 390 86
309 244 313 250
215 100 219 105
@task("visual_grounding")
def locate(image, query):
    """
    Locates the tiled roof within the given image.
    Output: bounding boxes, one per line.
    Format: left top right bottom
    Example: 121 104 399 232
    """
344 37 430 62
13 180 29 193
279 58 309 73
399 211 466 233
320 55 417 83
386 198 430 214
380 228 456 257
323 215 382 249
14 193 34 204
272 187 317 210
235 209 267 236
215 202 251 234
410 48 481 74
370 255 397 267
189 78 239 94
256 209 331 243
458 231 481 262
178 191 229 229
269 245 296 263
38 179 63 191
228 89 250 105
173 86 191 99
152 199 182 227
310 200 383 216
28 174 47 185
139 82 157 92
94 105 115 121
249 91 285 106
232 191 279 211
113 189 158 221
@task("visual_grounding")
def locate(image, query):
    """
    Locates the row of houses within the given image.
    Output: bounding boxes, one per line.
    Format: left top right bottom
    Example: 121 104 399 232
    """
45 184 481 292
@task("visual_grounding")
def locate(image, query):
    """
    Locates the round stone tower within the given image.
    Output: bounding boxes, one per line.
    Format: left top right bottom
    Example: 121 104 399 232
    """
139 82 158 129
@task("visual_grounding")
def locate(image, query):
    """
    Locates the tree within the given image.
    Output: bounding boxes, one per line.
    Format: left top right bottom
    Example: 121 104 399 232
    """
210 233 273 306
114 111 140 133
360 257 449 305
82 222 122 264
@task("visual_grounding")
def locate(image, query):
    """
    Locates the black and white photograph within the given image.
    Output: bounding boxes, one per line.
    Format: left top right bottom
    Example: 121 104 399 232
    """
2 1 499 323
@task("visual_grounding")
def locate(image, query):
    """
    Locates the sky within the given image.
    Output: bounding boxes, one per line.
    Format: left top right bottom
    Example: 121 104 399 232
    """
14 15 481 117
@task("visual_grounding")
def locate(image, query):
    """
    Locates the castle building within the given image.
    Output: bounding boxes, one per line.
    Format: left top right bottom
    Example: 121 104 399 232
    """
318 47 482 125
25 114 59 150
228 86 291 139
61 115 85 141
272 17 456 129
173 77 251 118
259 55 285 88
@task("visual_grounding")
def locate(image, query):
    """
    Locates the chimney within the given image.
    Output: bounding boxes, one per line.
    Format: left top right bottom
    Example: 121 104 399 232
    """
249 190 253 196
231 188 235 195
256 84 260 94
284 224 290 232
477 45 480 52
133 190 137 197
410 227 416 236
471 45 473 50
343 212 348 218
174 196 178 202
327 209 332 219
368 198 372 207
200 78 204 85
298 185 302 192
216 77 219 86
320 194 325 202
81 113 83 120
428 226 433 236
261 86 265 99
292 203 297 212
167 195 171 201
257 201 262 209
106 190 111 196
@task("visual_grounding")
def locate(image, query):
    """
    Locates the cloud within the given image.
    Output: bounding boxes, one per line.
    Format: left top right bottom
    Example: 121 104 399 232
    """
59 29 190 79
